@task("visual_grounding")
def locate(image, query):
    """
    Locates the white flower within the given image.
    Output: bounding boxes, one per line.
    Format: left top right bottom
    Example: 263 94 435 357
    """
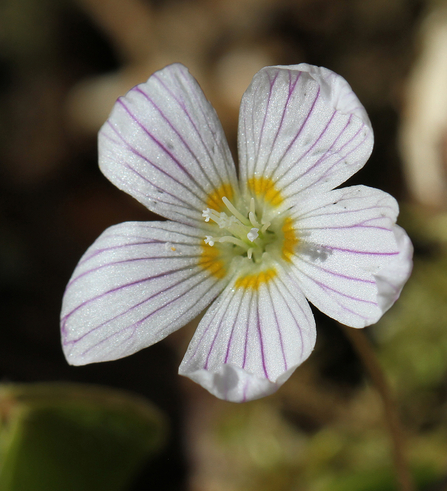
61 63 413 402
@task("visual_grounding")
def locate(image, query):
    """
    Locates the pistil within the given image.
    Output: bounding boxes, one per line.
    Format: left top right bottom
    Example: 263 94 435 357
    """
202 196 270 258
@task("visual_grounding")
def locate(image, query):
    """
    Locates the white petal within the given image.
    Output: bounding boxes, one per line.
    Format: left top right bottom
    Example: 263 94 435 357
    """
61 221 227 365
238 64 373 205
289 185 413 327
375 225 413 312
179 269 316 402
99 63 238 226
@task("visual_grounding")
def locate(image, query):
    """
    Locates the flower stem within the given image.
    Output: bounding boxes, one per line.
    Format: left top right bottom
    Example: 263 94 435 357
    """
341 325 415 491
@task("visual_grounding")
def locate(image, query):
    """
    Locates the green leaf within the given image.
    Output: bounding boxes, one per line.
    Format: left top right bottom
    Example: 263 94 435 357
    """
0 382 167 491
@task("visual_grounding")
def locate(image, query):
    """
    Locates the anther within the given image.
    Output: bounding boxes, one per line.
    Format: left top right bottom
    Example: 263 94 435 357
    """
247 228 259 242
204 236 215 246
202 209 212 222
222 197 250 226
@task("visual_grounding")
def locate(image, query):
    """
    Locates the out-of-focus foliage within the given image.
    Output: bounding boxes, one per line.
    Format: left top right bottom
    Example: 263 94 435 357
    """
0 383 166 491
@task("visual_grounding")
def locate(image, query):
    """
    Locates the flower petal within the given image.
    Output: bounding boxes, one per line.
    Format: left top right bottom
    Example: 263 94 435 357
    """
375 225 413 312
289 185 413 327
179 268 316 402
99 63 238 226
238 64 373 205
61 221 227 365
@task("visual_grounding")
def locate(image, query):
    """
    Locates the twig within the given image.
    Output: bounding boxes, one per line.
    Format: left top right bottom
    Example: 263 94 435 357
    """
341 325 416 491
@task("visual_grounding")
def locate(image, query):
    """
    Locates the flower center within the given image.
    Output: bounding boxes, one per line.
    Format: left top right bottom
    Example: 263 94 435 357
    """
202 196 276 263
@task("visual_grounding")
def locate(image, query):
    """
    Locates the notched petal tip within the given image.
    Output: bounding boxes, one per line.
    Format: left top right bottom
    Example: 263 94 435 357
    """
179 363 297 403
254 63 372 131
292 63 372 131
97 62 236 225
239 63 374 200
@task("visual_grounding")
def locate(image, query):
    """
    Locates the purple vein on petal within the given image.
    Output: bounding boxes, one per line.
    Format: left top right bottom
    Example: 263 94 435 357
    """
134 86 221 192
294 203 396 221
77 231 203 267
256 290 269 379
77 240 165 267
248 81 258 172
265 280 288 372
310 114 357 173
275 109 338 185
316 123 369 181
253 70 281 177
113 173 203 224
275 270 312 361
62 262 204 328
272 86 326 180
286 265 374 323
261 70 302 177
93 273 214 344
139 224 204 240
324 246 398 255
293 264 378 306
318 291 371 321
295 255 376 284
203 288 238 370
63 265 214 344
223 294 243 365
267 84 321 183
68 253 199 290
151 73 236 188
277 113 356 193
77 275 219 359
303 126 369 196
242 289 254 370
178 68 230 154
301 222 392 232
104 123 204 208
116 99 209 197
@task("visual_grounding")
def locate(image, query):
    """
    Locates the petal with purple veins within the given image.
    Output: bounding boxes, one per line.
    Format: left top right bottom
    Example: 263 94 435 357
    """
179 268 316 402
374 225 413 312
289 185 413 327
238 64 373 206
61 221 227 365
99 63 238 226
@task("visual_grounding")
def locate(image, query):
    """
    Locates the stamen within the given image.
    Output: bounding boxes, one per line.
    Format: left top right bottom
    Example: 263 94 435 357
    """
202 209 212 222
204 236 215 246
247 228 259 242
250 197 256 214
218 236 249 249
217 212 229 228
249 211 261 228
222 197 250 226
261 221 271 233
202 192 283 264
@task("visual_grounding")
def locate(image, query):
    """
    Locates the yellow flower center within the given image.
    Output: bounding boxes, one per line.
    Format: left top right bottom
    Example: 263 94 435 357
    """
200 179 299 289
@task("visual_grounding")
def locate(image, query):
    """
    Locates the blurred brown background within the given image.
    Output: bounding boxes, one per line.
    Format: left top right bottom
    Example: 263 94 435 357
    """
2 0 447 490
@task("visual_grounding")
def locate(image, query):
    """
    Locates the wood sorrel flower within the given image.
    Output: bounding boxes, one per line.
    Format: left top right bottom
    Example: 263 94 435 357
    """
61 63 413 402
